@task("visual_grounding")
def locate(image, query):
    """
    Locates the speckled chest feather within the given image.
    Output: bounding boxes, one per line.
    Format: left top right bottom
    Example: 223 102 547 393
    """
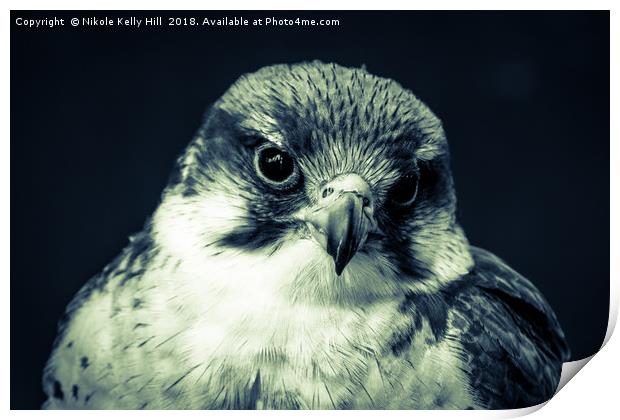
43 237 476 409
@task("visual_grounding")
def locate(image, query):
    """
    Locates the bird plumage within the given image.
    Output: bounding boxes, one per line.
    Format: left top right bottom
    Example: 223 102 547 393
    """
42 61 569 409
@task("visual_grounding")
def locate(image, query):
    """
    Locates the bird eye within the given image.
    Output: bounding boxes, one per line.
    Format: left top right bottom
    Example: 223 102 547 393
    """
254 145 300 189
389 174 419 206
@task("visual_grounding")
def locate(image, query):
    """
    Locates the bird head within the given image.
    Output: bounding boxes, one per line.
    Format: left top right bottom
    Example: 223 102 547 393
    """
153 61 473 302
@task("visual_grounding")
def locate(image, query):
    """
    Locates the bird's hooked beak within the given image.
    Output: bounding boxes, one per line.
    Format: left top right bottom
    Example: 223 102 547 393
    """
304 173 377 276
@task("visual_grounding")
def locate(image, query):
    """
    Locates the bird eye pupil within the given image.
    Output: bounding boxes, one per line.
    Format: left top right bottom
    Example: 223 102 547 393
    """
257 147 295 184
390 175 418 206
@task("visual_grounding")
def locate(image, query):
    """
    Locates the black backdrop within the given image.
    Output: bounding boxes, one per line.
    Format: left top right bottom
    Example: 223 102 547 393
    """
10 11 609 409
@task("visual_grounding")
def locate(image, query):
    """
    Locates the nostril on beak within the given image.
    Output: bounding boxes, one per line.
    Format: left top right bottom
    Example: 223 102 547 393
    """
322 186 334 199
319 173 374 208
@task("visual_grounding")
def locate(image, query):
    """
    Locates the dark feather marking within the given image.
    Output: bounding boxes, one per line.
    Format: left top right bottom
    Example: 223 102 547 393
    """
125 374 142 384
80 356 90 369
154 330 184 349
97 372 111 381
389 317 418 356
53 381 64 400
391 291 450 355
218 221 292 251
194 360 215 385
413 293 450 341
137 336 156 348
71 384 79 400
359 382 375 406
118 232 154 287
405 358 416 370
323 382 337 409
247 370 261 409
137 377 153 393
212 386 226 406
165 364 202 392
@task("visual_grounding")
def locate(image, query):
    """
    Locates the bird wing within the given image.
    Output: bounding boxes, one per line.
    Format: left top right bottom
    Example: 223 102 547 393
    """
42 231 155 409
448 246 570 409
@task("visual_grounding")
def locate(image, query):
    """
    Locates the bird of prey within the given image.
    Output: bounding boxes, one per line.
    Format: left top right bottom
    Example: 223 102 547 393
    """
43 61 569 410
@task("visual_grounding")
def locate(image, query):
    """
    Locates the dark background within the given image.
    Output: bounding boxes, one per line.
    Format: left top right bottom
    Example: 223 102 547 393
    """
11 11 609 409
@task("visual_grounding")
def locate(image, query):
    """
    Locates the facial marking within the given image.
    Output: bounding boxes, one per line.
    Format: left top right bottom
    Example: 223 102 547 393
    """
156 61 472 293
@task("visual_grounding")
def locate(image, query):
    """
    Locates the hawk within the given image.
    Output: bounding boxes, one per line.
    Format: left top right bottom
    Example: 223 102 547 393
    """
43 61 569 409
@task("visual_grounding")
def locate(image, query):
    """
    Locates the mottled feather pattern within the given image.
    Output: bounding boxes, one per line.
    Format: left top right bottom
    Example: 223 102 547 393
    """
43 244 567 409
449 247 570 408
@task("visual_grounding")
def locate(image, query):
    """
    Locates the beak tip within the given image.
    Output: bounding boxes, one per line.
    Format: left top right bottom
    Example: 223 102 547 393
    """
334 259 347 276
312 190 374 278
